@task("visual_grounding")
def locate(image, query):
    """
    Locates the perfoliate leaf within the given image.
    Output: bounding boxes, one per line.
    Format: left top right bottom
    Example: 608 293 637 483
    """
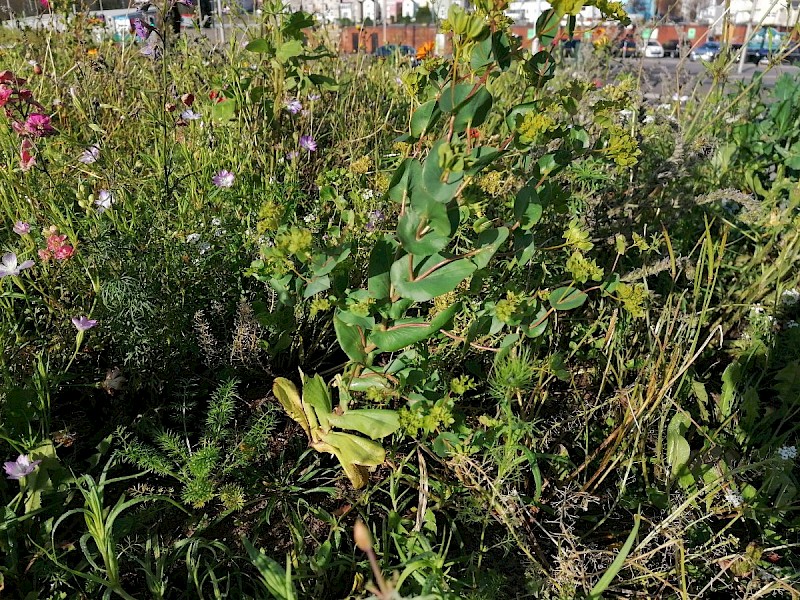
273 378 310 437
326 409 400 440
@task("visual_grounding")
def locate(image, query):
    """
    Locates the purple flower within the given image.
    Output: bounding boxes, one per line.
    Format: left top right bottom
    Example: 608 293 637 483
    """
307 93 321 102
13 221 30 235
95 189 113 213
285 99 302 114
180 109 201 121
299 135 317 152
133 18 149 40
0 252 34 278
4 454 41 480
71 316 98 331
285 150 298 161
366 210 384 231
78 145 100 164
212 170 235 188
22 113 56 138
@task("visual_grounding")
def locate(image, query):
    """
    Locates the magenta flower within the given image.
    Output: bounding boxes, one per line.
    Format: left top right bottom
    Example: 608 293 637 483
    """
285 99 302 114
212 170 235 188
23 113 56 138
0 85 12 107
299 135 317 152
13 221 30 235
4 454 41 480
0 252 34 278
71 316 98 331
79 145 100 164
19 139 35 171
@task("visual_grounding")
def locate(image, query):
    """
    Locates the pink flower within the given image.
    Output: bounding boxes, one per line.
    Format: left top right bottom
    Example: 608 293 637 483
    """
4 454 41 480
38 248 51 261
40 0 49 8
299 135 317 152
54 244 74 260
212 170 235 188
47 234 67 252
23 113 56 138
44 233 74 260
71 316 98 331
13 221 30 235
20 139 35 171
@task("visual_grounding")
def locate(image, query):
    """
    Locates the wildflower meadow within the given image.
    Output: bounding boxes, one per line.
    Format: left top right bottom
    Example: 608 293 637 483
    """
1 0 800 597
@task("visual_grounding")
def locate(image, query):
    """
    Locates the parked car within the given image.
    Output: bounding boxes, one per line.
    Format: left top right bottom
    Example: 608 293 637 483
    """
373 44 415 58
689 41 722 61
642 40 664 58
661 39 690 58
614 39 639 57
746 42 800 64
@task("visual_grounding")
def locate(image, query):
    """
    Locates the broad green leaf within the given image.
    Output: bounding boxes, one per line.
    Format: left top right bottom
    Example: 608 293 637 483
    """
302 374 332 429
410 100 441 139
303 275 330 298
326 409 400 440
390 253 477 302
548 286 588 310
471 227 509 270
368 237 396 299
369 303 459 352
514 184 543 230
333 312 368 362
439 83 477 113
453 86 492 131
536 9 561 45
397 201 452 255
245 38 271 53
666 412 691 477
273 378 309 437
211 99 237 122
276 39 304 62
318 431 386 466
720 362 741 419
419 143 464 203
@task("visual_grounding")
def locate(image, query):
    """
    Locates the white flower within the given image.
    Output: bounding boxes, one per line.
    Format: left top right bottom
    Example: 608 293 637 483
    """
643 115 655 124
780 289 800 305
211 217 222 227
361 189 375 200
778 445 797 460
198 242 211 255
751 304 766 315
186 233 201 243
95 190 113 213
787 321 799 329
303 214 315 223
619 109 633 119
724 489 743 507
0 252 34 278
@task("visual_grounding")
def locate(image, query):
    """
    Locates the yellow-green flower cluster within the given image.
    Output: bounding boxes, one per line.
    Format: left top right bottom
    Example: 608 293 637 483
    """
450 375 477 396
566 251 604 283
617 282 648 318
350 155 372 175
275 227 313 260
517 111 557 144
477 170 512 197
563 219 594 251
600 126 641 167
495 290 526 324
257 201 282 233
